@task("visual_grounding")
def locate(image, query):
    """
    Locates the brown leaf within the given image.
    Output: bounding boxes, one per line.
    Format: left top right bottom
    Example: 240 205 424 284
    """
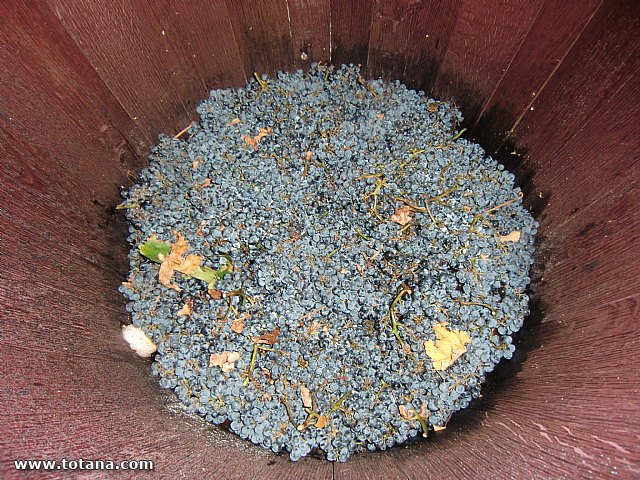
427 103 439 112
177 299 193 317
424 322 471 371
390 205 413 226
228 118 241 126
308 320 320 335
157 234 205 291
192 159 200 169
252 327 280 345
433 425 446 432
198 178 212 189
209 353 226 368
315 415 327 429
398 404 412 420
196 220 206 237
304 151 313 161
210 351 241 372
208 289 223 300
300 386 313 409
242 127 272 150
498 230 521 243
376 113 384 119
158 260 180 292
231 318 245 334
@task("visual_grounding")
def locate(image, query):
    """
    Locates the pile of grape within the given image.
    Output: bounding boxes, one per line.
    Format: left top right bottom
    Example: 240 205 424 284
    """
120 64 536 461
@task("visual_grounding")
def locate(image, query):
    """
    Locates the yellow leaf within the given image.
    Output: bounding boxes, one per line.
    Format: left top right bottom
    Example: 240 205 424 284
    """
433 425 446 432
390 205 413 226
228 118 241 126
498 230 521 243
424 322 471 371
300 386 313 409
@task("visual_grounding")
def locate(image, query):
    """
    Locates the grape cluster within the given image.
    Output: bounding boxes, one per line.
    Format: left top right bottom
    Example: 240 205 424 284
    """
120 64 536 461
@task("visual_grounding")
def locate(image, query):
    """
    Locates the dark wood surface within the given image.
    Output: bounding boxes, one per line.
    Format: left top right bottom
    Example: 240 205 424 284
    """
1 1 639 478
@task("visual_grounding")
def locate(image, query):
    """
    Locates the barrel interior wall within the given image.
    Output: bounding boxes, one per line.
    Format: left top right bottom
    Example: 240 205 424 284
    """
1 1 638 478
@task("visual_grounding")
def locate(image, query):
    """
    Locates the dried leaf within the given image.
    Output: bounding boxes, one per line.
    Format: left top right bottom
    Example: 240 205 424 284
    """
390 205 413 226
300 386 313 409
208 289 223 300
158 260 180 292
424 322 471 371
433 425 447 432
398 404 412 420
252 327 280 345
427 103 439 112
228 118 241 126
227 351 241 363
196 220 206 237
242 127 272 150
192 159 200 169
498 230 521 243
304 151 313 161
177 299 193 317
209 351 241 372
376 113 384 119
308 320 320 335
231 318 245 334
198 178 212 189
315 415 327 429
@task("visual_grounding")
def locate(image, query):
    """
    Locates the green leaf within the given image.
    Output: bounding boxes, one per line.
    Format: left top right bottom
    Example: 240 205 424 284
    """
139 238 171 263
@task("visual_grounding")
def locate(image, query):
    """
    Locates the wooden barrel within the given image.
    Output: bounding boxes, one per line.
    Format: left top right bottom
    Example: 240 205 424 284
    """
1 1 638 478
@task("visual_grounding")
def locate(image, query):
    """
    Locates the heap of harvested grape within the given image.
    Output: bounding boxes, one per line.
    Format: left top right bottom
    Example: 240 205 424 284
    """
119 64 536 461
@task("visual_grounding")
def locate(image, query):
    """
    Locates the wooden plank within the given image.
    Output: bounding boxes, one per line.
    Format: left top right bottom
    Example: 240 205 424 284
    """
520 75 639 232
288 0 331 68
432 0 544 126
0 1 150 159
156 0 248 93
367 0 463 89
498 0 640 160
401 0 462 94
47 0 201 137
472 0 602 152
225 0 295 76
330 0 375 68
366 1 414 81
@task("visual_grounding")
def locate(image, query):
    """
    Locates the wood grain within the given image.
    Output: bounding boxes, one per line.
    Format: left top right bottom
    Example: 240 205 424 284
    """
401 0 462 94
330 0 375 68
471 0 602 152
498 0 640 161
225 0 295 76
432 0 545 126
47 0 200 137
288 0 331 68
